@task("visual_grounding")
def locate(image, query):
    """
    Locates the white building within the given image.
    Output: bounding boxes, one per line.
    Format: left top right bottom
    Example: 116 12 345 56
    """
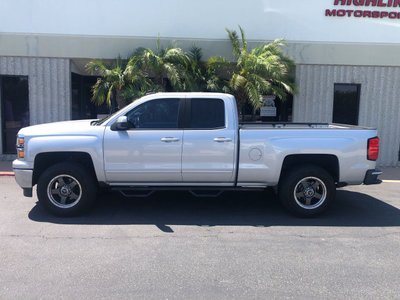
0 0 399 166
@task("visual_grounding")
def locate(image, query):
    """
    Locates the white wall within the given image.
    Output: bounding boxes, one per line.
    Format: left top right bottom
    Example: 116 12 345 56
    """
1 0 400 44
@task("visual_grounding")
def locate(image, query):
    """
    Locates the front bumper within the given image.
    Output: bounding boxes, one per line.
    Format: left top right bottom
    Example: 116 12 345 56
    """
363 169 382 185
13 168 33 197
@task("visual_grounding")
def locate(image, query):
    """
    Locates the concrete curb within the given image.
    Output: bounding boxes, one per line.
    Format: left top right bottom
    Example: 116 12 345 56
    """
0 172 14 177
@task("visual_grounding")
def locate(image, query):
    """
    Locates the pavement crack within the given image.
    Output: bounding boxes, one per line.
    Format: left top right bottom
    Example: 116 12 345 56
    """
285 231 400 240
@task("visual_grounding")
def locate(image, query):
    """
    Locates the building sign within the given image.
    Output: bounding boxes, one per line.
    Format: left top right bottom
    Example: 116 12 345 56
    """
260 96 277 117
325 0 400 19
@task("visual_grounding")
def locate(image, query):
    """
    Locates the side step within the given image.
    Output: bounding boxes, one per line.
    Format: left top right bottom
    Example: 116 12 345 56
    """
112 186 266 198
118 189 155 198
189 190 223 197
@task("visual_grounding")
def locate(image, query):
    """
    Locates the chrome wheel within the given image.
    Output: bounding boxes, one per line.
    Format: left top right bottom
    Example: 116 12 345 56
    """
47 175 82 209
293 176 327 210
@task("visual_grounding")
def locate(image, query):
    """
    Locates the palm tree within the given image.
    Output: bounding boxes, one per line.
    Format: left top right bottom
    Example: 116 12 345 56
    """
208 27 296 118
86 58 151 110
183 46 208 91
132 40 190 92
206 56 232 93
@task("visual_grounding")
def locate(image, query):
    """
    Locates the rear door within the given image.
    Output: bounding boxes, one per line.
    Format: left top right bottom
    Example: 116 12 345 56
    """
181 97 236 184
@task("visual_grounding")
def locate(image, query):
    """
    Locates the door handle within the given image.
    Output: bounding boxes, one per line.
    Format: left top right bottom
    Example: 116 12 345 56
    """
161 137 180 143
213 137 232 143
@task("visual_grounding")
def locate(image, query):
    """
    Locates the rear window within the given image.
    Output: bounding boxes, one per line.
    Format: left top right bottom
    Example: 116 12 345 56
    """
189 98 225 129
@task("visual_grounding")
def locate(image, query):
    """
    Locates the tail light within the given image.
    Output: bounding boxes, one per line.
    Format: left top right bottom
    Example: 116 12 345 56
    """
367 137 379 161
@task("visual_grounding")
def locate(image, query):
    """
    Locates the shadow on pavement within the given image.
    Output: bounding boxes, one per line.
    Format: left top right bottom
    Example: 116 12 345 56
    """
28 189 400 229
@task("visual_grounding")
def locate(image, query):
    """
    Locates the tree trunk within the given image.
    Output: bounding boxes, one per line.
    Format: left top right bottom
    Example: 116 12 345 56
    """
234 91 246 122
115 90 128 110
251 107 256 121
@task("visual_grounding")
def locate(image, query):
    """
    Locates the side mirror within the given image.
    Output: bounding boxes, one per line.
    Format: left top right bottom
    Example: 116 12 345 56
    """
111 116 130 131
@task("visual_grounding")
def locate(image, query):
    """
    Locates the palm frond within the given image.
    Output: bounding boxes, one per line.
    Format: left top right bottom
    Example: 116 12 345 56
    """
230 74 247 90
189 46 202 62
163 63 181 89
226 28 241 58
86 60 110 76
107 84 116 106
91 78 107 106
239 26 247 52
245 81 263 109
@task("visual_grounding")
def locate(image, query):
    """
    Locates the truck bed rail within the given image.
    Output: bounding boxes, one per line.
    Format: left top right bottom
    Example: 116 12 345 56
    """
239 122 331 129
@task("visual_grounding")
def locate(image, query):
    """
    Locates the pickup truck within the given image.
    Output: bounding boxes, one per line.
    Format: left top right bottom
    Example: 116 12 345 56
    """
13 92 382 217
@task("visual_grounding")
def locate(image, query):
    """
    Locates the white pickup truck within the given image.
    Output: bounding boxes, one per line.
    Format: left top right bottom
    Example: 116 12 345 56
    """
13 92 382 217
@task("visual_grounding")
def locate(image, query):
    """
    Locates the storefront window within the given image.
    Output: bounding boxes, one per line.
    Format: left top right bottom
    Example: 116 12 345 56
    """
71 73 110 120
1 76 29 154
333 83 360 125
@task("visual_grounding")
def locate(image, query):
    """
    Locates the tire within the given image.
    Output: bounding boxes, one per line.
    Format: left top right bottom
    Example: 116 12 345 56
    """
37 162 97 217
278 165 335 217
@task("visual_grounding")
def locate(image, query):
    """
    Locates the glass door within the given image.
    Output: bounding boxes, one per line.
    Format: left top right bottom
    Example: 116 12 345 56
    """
1 76 29 154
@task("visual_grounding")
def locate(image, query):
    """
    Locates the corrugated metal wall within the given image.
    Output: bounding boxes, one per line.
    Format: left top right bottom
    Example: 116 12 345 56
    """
0 56 70 123
0 56 70 157
294 64 400 167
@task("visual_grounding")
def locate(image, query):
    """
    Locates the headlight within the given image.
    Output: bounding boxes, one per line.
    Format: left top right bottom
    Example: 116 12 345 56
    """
16 136 25 159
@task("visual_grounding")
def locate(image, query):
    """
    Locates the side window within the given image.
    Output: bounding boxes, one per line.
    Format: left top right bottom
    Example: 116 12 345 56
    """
126 98 180 129
190 98 225 129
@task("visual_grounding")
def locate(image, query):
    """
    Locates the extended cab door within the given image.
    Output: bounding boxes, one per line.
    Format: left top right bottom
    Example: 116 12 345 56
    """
103 98 183 183
182 97 236 184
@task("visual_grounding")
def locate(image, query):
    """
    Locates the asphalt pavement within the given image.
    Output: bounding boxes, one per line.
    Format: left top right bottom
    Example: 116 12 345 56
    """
0 176 399 299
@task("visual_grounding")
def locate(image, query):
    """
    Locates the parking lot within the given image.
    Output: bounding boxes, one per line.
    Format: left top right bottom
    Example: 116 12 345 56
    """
1 175 399 299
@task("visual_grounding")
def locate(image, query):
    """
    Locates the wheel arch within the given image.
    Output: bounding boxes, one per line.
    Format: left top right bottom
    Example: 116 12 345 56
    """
280 154 339 183
33 152 97 186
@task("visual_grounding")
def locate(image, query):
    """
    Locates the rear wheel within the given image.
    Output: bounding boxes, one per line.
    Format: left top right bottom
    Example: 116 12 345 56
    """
37 162 97 216
279 165 335 217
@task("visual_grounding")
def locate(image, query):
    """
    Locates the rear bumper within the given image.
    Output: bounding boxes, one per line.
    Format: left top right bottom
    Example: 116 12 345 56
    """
363 169 382 185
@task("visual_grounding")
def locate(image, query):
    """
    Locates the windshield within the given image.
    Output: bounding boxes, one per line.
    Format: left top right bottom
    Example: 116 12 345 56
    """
91 109 122 126
91 97 143 126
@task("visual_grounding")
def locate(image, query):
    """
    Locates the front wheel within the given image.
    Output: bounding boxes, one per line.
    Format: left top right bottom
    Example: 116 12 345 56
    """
278 165 335 217
37 163 97 216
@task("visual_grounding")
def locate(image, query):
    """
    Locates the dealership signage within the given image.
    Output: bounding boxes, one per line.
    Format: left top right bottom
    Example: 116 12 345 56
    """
260 96 277 117
326 0 400 19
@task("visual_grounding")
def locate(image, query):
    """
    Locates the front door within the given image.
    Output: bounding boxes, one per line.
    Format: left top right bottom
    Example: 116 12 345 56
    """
103 98 183 183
